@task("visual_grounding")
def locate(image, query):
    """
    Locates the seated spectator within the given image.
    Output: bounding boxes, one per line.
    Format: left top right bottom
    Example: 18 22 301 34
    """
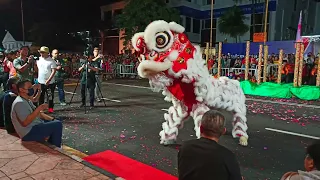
11 80 63 147
178 110 243 180
1 77 19 133
281 140 320 180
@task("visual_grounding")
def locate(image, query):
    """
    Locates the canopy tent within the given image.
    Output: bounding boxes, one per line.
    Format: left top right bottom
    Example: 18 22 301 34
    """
302 35 320 56
2 31 32 51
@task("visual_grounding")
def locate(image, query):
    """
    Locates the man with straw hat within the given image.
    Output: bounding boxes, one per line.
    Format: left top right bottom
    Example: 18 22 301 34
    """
37 46 57 113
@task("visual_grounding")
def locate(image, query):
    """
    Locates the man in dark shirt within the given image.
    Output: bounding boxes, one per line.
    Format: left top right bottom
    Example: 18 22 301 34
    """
178 110 243 180
2 77 20 133
78 53 99 108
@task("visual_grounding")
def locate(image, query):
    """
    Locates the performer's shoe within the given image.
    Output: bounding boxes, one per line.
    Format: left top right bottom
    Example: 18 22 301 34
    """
161 139 177 146
239 136 248 146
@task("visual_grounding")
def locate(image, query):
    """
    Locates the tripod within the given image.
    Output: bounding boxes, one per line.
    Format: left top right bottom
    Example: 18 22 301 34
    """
68 59 106 114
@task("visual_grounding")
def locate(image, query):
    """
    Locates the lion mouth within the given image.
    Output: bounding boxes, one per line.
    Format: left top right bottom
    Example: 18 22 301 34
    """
137 55 172 78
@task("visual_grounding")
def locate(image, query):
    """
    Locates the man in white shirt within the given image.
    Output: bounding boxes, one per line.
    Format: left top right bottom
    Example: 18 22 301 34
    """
37 46 57 113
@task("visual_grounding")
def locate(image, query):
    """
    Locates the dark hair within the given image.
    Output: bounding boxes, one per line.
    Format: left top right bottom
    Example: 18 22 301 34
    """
17 80 31 92
6 77 19 90
20 46 30 51
200 110 225 138
307 140 320 170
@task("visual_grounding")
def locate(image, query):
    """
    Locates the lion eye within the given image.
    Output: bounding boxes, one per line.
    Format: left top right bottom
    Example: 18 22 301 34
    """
155 31 170 49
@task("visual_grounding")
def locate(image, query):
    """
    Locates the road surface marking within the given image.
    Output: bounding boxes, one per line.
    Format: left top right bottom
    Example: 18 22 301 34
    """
265 128 320 140
54 91 76 95
102 98 121 103
105 82 151 89
247 98 320 109
104 82 320 109
56 90 120 103
161 109 168 111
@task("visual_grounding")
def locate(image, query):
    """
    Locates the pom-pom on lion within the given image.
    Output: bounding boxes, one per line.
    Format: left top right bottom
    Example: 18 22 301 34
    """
132 20 249 146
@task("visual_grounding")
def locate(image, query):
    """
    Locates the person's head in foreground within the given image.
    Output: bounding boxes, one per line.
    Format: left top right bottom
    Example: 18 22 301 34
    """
281 140 320 180
7 77 20 94
17 80 35 99
200 110 226 142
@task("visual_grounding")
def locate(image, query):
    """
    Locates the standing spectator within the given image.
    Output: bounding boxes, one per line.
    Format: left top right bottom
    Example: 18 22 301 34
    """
79 53 99 108
37 46 57 113
52 49 66 106
92 48 103 102
5 50 17 79
178 110 242 180
11 80 63 148
13 46 36 82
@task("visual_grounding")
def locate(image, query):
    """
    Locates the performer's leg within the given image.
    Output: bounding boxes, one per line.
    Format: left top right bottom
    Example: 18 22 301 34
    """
95 75 102 101
190 103 210 138
232 106 249 146
159 98 188 145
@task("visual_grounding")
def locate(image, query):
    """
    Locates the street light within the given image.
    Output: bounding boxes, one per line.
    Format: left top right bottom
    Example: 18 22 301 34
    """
209 0 214 50
21 0 25 45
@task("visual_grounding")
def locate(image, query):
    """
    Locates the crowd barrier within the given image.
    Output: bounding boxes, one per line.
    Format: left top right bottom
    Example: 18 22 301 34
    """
70 62 281 80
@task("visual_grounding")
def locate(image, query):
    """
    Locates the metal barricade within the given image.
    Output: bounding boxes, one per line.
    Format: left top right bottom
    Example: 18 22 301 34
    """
118 64 137 75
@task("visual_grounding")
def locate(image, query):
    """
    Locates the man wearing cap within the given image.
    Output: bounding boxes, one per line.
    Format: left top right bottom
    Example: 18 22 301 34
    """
178 110 243 180
37 46 57 113
13 46 36 82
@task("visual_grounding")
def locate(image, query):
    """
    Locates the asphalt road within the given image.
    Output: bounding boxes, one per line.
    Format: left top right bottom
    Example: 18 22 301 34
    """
51 79 320 180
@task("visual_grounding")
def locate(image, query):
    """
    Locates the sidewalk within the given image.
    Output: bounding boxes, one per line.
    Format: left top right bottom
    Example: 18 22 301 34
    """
0 129 111 180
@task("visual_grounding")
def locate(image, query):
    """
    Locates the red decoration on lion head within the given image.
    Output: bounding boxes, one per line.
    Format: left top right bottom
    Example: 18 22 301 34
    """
131 20 197 78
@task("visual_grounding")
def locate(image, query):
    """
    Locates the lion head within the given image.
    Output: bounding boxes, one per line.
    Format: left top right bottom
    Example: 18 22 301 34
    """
132 20 196 79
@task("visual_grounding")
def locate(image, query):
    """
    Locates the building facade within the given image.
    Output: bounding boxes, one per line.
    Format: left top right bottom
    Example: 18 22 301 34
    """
100 0 320 54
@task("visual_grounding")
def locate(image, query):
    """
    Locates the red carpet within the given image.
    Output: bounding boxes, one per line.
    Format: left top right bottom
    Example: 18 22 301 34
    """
83 150 178 180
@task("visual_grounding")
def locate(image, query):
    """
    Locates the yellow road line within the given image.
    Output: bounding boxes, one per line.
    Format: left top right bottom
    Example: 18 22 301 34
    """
64 83 78 86
62 145 88 158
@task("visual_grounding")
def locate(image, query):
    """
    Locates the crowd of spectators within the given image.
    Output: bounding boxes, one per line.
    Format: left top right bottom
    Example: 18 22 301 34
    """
0 47 319 179
206 52 319 85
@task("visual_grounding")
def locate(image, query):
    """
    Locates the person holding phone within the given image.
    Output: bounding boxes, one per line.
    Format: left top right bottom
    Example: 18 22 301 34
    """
13 46 37 83
11 80 63 148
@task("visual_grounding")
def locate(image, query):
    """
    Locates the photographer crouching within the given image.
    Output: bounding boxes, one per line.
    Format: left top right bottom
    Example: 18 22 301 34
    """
79 53 99 108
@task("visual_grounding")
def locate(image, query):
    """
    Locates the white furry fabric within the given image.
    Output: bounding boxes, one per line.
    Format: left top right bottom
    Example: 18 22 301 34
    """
143 20 174 53
149 73 173 92
168 22 185 33
137 60 172 78
134 21 249 145
131 32 145 51
160 45 249 142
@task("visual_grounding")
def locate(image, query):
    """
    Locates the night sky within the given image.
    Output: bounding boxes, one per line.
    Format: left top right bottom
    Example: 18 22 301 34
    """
0 0 119 42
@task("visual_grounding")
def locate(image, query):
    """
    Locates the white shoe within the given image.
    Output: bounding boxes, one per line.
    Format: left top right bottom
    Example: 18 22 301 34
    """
161 139 176 145
60 102 67 106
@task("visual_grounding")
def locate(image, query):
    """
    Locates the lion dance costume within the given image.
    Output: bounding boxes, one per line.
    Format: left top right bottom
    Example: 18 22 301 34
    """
132 20 249 146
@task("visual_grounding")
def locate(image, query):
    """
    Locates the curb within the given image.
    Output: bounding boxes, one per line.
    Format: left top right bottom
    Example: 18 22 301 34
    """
43 142 123 180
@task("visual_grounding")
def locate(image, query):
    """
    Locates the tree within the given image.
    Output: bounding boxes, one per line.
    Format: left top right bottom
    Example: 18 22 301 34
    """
233 0 265 35
218 5 249 43
116 0 180 47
